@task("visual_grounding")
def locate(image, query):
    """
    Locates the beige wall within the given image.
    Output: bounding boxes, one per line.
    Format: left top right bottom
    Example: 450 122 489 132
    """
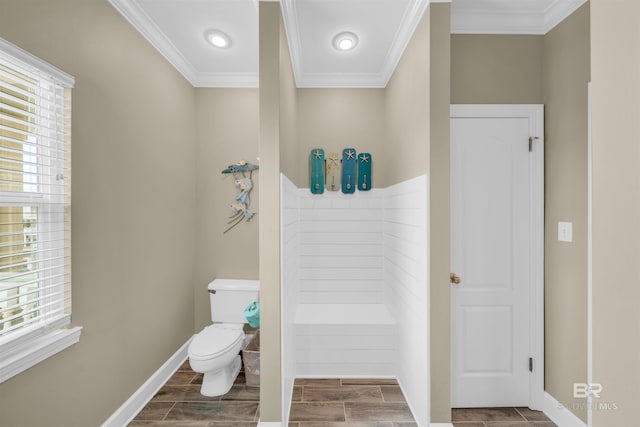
0 1 197 426
451 34 544 104
428 4 451 423
383 8 430 187
258 1 283 421
591 0 640 425
296 89 386 188
194 89 260 330
279 20 298 183
543 3 590 422
451 10 591 422
384 5 452 423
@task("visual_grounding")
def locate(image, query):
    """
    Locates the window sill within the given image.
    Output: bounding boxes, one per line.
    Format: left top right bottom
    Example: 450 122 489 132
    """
0 326 82 383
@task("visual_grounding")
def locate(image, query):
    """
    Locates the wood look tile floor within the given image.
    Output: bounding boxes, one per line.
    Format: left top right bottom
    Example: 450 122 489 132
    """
452 407 557 427
130 369 417 427
129 363 555 427
289 378 417 427
128 360 260 426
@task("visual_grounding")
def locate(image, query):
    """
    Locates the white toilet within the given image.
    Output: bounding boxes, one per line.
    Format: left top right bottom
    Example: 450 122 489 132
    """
188 279 259 397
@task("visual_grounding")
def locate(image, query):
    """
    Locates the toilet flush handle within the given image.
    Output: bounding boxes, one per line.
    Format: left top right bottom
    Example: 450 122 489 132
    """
208 289 216 294
450 273 461 285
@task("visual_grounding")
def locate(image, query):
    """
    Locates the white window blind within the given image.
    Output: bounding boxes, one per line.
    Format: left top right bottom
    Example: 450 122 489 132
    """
0 38 78 379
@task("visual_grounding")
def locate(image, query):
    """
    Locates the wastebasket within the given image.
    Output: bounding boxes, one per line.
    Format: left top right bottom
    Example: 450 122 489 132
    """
243 331 260 387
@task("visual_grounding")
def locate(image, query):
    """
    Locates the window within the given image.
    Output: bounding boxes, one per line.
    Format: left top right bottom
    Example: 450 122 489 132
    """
0 37 80 382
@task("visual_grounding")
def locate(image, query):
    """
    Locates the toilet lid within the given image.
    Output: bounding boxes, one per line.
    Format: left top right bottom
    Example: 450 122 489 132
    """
189 326 243 359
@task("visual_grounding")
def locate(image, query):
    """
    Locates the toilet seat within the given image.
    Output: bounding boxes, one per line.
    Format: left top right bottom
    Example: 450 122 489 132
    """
189 325 243 361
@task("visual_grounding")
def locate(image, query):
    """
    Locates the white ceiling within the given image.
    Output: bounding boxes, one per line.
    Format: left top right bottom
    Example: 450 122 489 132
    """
108 0 588 88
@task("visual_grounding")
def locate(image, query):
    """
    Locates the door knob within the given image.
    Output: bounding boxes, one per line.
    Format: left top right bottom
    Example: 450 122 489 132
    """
450 273 461 285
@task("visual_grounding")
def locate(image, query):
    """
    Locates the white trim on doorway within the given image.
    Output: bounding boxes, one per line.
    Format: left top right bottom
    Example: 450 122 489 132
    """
450 104 545 411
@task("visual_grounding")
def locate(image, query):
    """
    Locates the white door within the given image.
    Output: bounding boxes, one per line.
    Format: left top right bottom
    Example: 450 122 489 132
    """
450 105 544 409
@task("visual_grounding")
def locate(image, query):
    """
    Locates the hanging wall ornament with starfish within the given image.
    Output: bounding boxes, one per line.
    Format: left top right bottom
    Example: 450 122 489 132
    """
325 152 342 191
310 148 325 194
357 152 372 191
221 161 259 233
342 148 357 194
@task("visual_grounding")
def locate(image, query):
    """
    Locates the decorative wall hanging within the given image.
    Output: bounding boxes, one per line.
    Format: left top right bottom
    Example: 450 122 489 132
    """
221 161 259 233
342 148 357 194
357 153 372 191
310 148 325 194
325 152 342 191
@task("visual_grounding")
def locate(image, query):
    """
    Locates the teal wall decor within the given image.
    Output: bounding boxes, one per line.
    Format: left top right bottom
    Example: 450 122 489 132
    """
310 148 325 194
342 148 357 194
357 153 372 191
221 161 259 233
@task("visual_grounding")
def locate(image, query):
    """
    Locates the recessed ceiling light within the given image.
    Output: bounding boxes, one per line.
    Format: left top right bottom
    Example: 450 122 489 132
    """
332 32 359 51
204 29 231 49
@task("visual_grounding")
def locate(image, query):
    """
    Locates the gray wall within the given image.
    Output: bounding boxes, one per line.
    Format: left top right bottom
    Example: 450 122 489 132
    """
543 3 590 422
0 0 197 425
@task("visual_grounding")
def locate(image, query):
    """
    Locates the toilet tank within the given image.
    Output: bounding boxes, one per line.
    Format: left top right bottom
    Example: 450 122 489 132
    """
208 279 259 323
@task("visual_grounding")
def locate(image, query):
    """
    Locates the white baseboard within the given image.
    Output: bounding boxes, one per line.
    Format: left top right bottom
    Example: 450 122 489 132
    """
430 423 454 427
101 336 193 427
543 391 588 427
258 422 282 427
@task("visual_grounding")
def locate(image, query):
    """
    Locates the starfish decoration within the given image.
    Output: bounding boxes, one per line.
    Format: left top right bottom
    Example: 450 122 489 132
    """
328 153 340 166
313 150 322 159
360 154 369 163
345 150 355 160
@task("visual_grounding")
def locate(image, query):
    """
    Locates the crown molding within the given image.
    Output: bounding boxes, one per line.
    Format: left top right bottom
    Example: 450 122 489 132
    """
294 73 388 89
108 0 197 83
280 0 305 87
543 0 588 33
380 0 430 87
191 72 259 88
108 0 258 87
282 0 429 88
451 8 545 35
452 0 588 35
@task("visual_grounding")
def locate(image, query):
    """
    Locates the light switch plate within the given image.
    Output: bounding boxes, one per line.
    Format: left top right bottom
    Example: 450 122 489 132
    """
558 221 573 242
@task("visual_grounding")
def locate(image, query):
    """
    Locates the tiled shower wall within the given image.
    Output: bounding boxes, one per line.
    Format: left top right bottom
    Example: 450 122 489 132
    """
280 173 429 426
382 175 429 426
298 189 386 304
281 174 300 425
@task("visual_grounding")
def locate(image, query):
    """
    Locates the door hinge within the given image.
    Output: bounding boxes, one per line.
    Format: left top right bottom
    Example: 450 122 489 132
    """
529 136 539 152
529 357 533 372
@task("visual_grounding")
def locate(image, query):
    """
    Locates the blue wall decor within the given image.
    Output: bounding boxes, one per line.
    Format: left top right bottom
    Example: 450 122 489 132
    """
357 153 372 191
310 148 325 194
342 148 357 194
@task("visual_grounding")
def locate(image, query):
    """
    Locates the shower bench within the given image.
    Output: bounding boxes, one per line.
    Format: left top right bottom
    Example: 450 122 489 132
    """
294 303 398 377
